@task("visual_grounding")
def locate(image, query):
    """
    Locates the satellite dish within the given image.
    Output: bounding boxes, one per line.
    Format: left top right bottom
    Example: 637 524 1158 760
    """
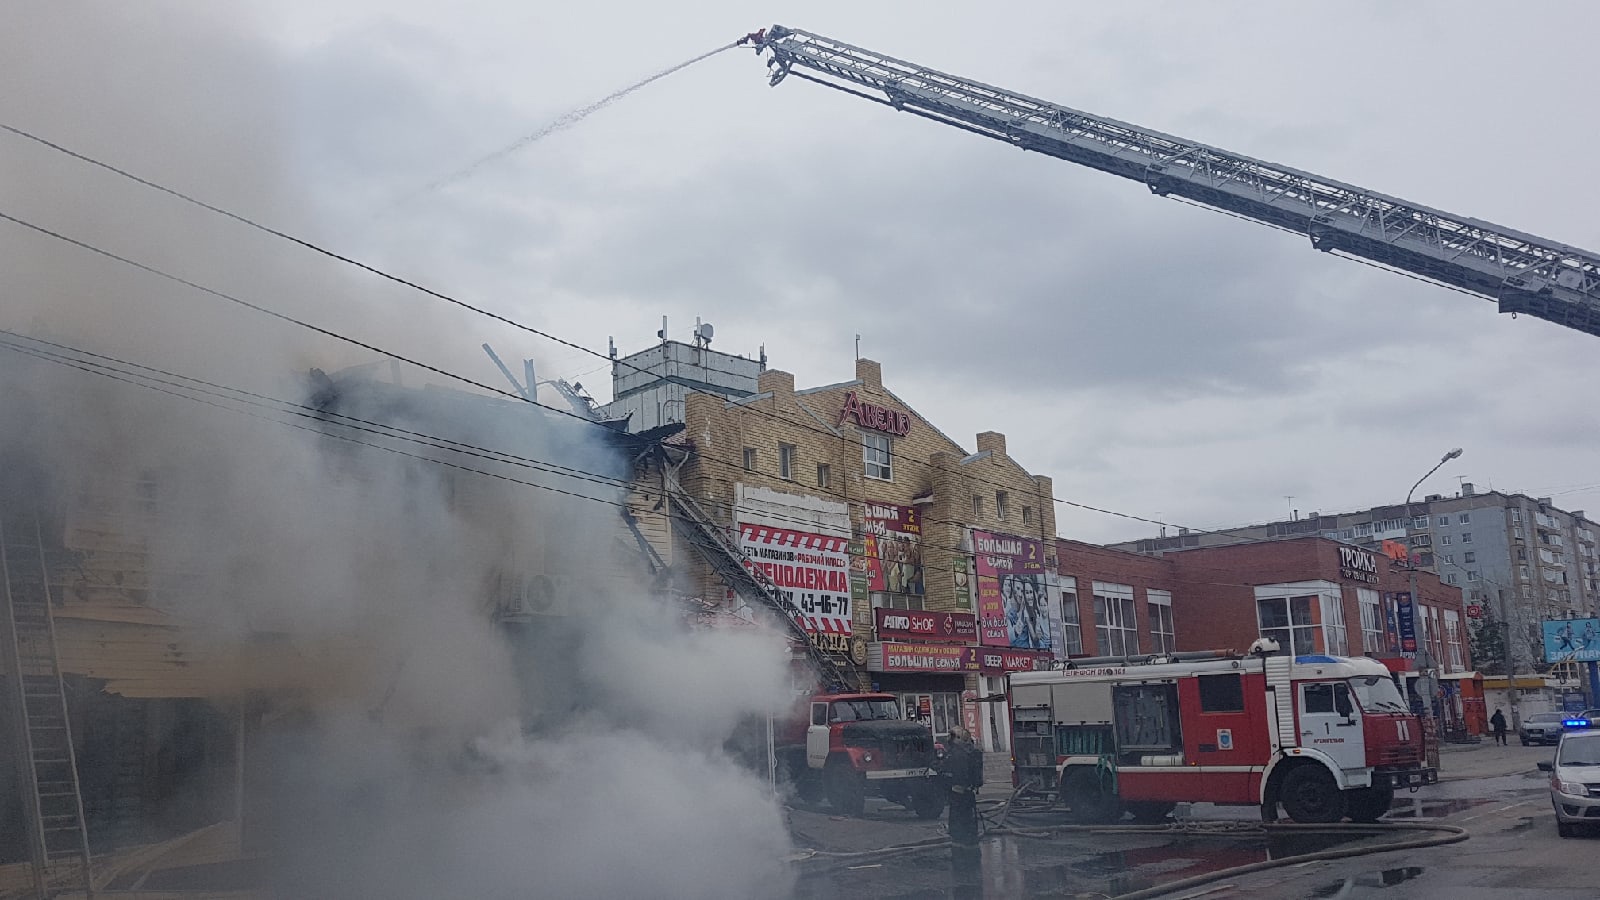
697 322 714 340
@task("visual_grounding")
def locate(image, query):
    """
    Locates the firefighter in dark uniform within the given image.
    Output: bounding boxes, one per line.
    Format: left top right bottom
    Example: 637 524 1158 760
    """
941 726 983 845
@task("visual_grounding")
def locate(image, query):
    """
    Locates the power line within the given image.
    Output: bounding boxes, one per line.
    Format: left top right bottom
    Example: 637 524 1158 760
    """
0 123 1408 554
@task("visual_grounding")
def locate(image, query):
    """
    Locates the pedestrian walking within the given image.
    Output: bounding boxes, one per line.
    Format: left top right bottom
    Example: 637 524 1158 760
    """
1489 708 1508 746
941 726 984 845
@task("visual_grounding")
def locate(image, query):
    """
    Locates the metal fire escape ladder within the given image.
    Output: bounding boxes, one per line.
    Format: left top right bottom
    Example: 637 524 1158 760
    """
0 512 93 897
757 26 1600 337
661 466 852 689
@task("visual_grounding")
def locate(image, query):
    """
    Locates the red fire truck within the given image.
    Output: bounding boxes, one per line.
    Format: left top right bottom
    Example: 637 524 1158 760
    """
1008 641 1436 824
771 692 946 818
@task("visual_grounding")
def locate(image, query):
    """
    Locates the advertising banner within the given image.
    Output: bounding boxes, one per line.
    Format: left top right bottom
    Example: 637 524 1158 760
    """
860 502 924 596
847 540 873 626
977 648 1052 674
739 523 852 637
873 608 978 643
1392 591 1417 658
868 642 980 674
952 557 973 611
1542 618 1600 663
972 530 1048 649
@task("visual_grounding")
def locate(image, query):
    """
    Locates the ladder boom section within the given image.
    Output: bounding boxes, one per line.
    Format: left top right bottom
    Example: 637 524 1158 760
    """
758 26 1600 336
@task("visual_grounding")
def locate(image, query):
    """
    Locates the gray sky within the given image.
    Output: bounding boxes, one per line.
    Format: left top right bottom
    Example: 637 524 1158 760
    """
15 1 1600 544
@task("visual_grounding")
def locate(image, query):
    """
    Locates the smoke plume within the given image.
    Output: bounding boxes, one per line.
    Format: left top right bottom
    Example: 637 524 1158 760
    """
1 5 795 898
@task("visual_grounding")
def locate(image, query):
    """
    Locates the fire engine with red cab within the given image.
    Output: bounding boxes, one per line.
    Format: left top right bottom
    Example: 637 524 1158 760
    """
1008 639 1436 824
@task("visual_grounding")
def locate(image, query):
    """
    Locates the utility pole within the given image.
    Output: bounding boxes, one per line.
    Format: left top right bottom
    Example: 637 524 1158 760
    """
1406 449 1462 745
1497 588 1522 731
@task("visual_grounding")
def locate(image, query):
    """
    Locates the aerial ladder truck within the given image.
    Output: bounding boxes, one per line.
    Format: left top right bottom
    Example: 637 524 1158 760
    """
745 26 1600 338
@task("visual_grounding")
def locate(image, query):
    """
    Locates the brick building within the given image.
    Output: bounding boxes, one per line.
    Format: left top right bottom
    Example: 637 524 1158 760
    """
1055 536 1481 733
636 355 1061 751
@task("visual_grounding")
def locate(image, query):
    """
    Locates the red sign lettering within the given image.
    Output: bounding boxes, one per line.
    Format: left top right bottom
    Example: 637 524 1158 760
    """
839 391 912 437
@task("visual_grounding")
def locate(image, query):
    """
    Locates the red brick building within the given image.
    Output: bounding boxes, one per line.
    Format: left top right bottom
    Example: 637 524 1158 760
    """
1055 536 1469 676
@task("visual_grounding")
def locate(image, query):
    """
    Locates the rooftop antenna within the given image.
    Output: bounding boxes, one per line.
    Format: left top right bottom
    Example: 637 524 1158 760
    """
1285 496 1295 520
608 336 617 359
693 319 714 349
658 315 668 343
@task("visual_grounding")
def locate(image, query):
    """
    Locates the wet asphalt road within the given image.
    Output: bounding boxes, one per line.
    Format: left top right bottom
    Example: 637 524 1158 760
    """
786 742 1589 899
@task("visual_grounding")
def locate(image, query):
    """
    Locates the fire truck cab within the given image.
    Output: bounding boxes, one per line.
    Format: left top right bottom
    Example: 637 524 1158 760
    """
1008 642 1436 824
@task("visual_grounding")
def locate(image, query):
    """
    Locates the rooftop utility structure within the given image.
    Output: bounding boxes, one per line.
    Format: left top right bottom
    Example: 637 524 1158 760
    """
747 26 1600 338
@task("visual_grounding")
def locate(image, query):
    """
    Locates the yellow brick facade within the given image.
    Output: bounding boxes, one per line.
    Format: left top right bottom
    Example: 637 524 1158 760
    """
669 358 1057 688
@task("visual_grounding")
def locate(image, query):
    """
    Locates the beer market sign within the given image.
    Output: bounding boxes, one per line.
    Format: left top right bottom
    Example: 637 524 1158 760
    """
839 391 912 437
1338 546 1379 584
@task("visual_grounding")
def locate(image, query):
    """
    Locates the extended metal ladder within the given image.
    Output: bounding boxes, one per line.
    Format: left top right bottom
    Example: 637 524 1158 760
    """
0 511 92 898
662 471 855 690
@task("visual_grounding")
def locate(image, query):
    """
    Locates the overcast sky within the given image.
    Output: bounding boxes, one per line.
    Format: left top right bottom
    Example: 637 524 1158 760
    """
11 1 1600 544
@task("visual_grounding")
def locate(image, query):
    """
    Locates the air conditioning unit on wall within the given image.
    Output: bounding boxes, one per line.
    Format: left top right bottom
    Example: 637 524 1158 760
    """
498 573 579 622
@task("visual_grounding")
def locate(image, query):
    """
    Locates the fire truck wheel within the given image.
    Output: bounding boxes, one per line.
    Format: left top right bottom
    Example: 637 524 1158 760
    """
1061 768 1122 824
1279 765 1347 824
910 783 947 819
825 760 866 816
1345 784 1394 823
1125 801 1175 824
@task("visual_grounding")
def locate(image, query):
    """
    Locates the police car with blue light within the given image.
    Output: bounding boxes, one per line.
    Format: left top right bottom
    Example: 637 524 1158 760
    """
1538 714 1600 837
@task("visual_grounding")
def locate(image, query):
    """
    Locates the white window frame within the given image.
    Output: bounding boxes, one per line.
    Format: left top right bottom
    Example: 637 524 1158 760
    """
1436 516 1449 527
1092 582 1139 657
1358 588 1384 654
1445 610 1463 672
1058 577 1084 657
1254 581 1345 656
862 432 892 480
1147 588 1175 654
778 443 797 480
995 491 1009 521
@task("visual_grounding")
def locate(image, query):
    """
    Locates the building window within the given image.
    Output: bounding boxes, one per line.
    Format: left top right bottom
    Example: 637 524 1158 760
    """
1092 582 1139 657
1444 554 1454 564
1464 551 1476 564
1059 578 1084 656
1516 548 1527 561
1358 588 1384 654
1461 532 1472 544
1022 506 1034 526
1511 510 1522 525
1440 535 1452 546
1256 590 1346 656
742 447 757 472
1412 515 1430 530
1458 513 1471 524
816 463 831 489
1520 565 1531 581
863 433 892 480
872 591 925 612
1467 570 1479 581
996 491 1009 521
1437 516 1449 527
1445 573 1458 585
1445 610 1464 672
1147 589 1175 653
778 443 797 480
971 495 984 518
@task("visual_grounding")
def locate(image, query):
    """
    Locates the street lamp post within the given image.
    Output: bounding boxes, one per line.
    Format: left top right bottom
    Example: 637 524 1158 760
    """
1406 448 1462 733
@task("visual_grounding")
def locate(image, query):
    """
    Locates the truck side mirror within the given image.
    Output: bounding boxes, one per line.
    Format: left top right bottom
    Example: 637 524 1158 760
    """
1335 688 1353 719
1537 761 1553 772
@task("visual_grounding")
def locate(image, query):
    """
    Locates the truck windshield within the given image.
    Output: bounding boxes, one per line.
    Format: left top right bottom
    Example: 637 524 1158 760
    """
830 699 901 722
1348 675 1408 713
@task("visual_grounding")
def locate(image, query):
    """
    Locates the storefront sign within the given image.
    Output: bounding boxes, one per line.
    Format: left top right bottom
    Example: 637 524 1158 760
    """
868 641 980 673
847 540 873 626
1338 546 1379 583
961 690 981 736
1392 591 1417 657
978 648 1051 674
811 632 852 653
861 502 924 596
739 523 852 636
1465 603 1483 620
874 608 978 643
839 391 912 436
973 530 1049 649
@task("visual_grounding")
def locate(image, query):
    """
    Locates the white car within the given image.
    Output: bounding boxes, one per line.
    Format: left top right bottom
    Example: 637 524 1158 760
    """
1539 725 1600 837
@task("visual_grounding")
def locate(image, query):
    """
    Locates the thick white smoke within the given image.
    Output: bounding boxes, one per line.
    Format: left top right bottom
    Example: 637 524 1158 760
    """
1 5 796 898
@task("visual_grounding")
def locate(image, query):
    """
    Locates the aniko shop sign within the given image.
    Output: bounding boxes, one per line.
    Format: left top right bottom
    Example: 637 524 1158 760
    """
874 608 977 643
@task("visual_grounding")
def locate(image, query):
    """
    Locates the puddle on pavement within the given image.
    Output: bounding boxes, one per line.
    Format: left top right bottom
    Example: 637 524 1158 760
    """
1380 796 1490 819
1310 865 1425 896
792 831 1371 899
